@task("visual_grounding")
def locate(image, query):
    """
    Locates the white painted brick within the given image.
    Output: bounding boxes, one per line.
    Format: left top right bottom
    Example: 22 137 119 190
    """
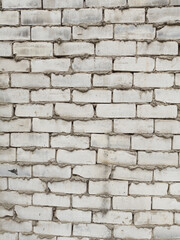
114 57 154 72
73 224 111 238
0 134 9 147
129 0 168 6
173 135 180 149
74 120 112 133
114 226 152 239
0 42 12 56
170 183 180 195
33 165 71 178
31 59 70 72
0 219 32 233
31 89 70 102
154 167 180 182
55 103 94 119
0 74 9 88
0 118 31 132
0 27 30 40
155 89 180 103
156 57 180 71
73 90 111 103
96 104 136 118
175 213 180 224
105 9 145 23
132 136 171 151
134 73 174 88
130 183 168 196
0 178 7 190
32 27 71 41
0 89 29 103
17 148 55 163
13 42 53 57
139 152 178 166
33 193 70 207
57 238 88 240
112 167 153 181
63 9 102 25
137 104 177 118
115 24 155 40
171 0 180 5
44 0 83 8
54 42 94 56
161 117 177 134
0 105 12 117
113 196 151 210
73 195 111 209
34 221 71 236
0 206 13 217
0 233 18 240
97 149 136 166
175 73 180 86
2 0 41 8
137 41 178 55
15 205 52 220
0 164 31 177
16 104 53 117
157 26 180 40
86 0 126 7
9 178 46 192
52 74 91 88
147 7 180 23
51 135 89 149
91 134 130 149
153 197 180 210
113 89 152 103
93 73 132 88
0 59 30 72
114 119 153 133
73 165 111 179
11 73 50 88
0 148 15 162
73 57 112 72
48 180 86 194
19 234 55 240
33 118 71 133
73 25 113 40
57 149 96 165
96 41 136 56
0 191 31 205
0 11 19 26
56 209 91 223
11 133 49 147
89 180 128 195
21 10 61 25
93 210 132 225
154 226 180 239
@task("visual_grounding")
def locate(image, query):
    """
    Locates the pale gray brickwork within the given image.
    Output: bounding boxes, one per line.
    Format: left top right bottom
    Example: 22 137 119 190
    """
0 0 180 239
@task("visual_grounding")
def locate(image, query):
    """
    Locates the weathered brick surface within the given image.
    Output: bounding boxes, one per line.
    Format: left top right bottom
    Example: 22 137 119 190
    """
0 1 179 239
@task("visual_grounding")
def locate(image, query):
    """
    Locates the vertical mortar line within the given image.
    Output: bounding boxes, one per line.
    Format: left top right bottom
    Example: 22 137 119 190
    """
61 8 63 27
83 0 86 8
102 8 104 24
113 23 115 39
91 73 93 88
19 10 21 27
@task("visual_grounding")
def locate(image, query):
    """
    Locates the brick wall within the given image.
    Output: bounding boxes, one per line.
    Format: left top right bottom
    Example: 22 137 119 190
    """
0 0 180 239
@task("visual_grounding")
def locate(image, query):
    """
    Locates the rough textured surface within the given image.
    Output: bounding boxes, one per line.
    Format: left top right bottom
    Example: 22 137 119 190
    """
0 0 180 239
